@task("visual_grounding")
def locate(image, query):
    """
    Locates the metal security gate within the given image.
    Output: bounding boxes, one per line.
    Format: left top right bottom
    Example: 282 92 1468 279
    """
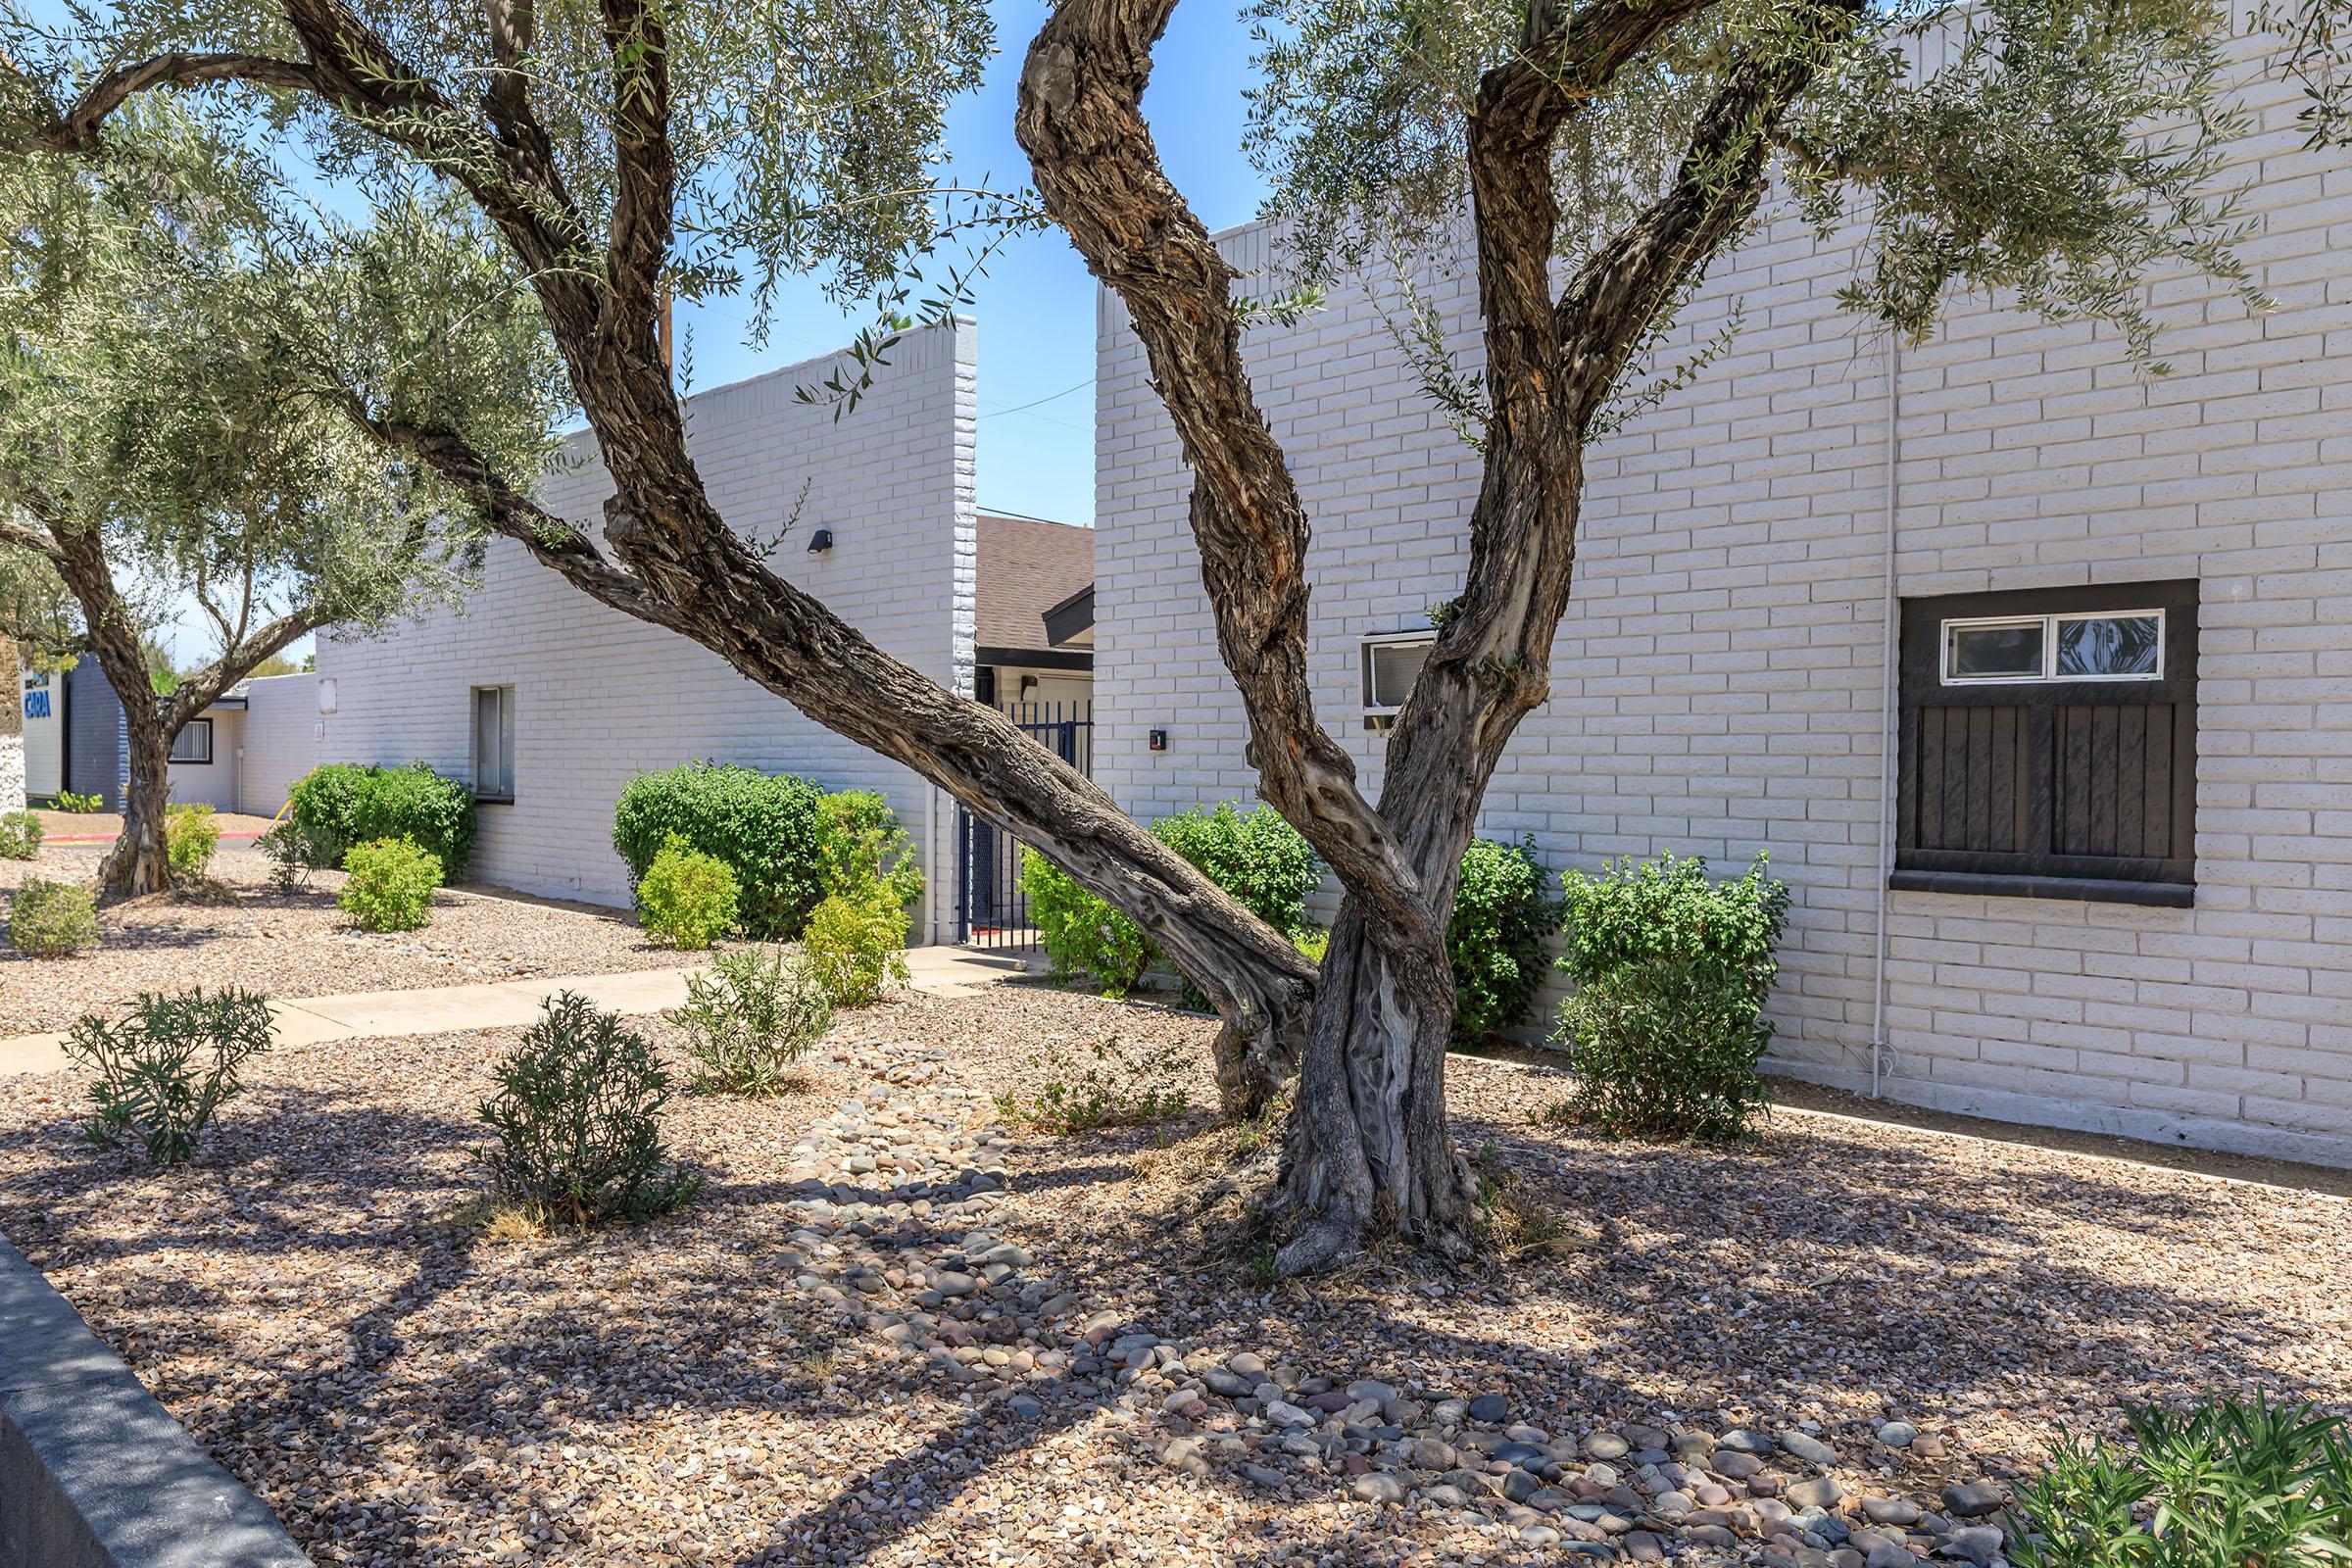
956 700 1092 948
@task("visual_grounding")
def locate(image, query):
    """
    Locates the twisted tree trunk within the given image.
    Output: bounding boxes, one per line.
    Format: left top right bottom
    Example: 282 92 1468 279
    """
103 722 173 895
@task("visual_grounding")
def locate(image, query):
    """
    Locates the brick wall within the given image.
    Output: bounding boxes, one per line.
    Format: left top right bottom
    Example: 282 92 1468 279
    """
237 674 317 818
1094 41 2352 1165
318 321 977 938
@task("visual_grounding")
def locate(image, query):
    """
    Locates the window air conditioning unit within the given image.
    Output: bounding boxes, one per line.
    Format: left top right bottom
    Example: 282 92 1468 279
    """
1360 630 1436 733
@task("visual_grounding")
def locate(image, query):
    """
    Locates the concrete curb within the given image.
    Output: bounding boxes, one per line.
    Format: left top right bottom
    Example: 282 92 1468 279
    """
0 1232 309 1567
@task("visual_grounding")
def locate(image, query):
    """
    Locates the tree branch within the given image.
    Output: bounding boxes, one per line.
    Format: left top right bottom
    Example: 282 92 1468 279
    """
596 0 676 359
25 52 319 151
1015 0 1431 938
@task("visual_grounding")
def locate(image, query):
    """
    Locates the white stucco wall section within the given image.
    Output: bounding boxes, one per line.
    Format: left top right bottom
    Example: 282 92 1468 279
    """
318 321 979 936
1093 41 2352 1166
237 674 318 819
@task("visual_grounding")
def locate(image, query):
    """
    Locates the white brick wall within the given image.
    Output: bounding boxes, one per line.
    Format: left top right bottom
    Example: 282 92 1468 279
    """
318 321 977 939
1094 44 2352 1166
237 673 318 818
0 736 21 814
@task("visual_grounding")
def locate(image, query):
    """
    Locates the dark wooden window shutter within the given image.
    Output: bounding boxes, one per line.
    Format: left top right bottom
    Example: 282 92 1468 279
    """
1893 579 2197 906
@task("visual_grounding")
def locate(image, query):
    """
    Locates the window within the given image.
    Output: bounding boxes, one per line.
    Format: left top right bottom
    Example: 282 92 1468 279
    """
1360 631 1436 731
1896 581 2196 906
472 686 514 801
169 719 213 765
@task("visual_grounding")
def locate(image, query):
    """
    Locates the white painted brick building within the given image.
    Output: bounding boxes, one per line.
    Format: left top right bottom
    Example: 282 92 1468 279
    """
318 322 977 940
1094 43 2352 1166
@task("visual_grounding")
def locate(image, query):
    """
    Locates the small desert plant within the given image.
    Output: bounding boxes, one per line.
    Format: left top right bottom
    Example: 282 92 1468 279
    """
2012 1394 2352 1568
257 817 340 891
9 877 99 956
477 992 701 1226
338 836 443 932
996 1032 1192 1134
54 789 101 813
1295 927 1329 963
802 879 910 1005
1550 853 1789 1141
0 809 41 859
165 802 220 879
635 831 741 950
61 987 275 1165
672 946 832 1094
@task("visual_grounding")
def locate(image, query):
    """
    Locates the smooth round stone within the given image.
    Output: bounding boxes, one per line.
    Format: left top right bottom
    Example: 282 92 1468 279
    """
1494 1442 1551 1467
1585 1432 1632 1460
1721 1429 1774 1455
1861 1496 1923 1527
1714 1450 1766 1480
933 1271 979 1298
1787 1477 1844 1511
1227 1351 1267 1379
1468 1394 1511 1423
1350 1473 1405 1505
1877 1421 1919 1448
1782 1431 1839 1466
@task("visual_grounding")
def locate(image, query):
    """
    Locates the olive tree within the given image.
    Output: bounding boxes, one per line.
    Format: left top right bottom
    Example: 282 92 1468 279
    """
0 112 561 892
0 0 2328 1266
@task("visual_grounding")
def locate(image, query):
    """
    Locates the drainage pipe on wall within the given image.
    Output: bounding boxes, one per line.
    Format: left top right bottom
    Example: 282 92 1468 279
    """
1869 329 1902 1099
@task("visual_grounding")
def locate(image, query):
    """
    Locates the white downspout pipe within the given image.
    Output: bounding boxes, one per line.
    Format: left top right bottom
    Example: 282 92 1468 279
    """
1870 329 1902 1098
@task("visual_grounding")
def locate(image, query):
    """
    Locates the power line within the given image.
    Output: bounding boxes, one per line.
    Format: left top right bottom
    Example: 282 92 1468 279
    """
978 378 1093 419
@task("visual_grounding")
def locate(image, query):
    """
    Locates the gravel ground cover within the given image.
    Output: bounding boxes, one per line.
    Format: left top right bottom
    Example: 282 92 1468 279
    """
0 983 2345 1568
0 842 688 1030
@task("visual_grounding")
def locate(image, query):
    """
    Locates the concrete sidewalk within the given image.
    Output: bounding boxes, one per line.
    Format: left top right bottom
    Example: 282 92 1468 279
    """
0 945 1028 1077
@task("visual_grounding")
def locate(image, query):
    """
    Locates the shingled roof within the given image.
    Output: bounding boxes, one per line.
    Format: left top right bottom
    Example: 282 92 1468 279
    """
976 514 1094 662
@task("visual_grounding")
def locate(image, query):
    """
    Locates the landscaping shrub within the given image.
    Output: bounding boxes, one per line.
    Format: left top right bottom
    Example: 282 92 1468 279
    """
478 992 700 1226
1549 852 1788 1141
671 946 832 1095
816 788 925 908
61 987 274 1165
0 809 41 859
287 762 476 879
165 802 220 879
9 877 99 956
257 817 339 891
1023 849 1152 996
635 832 741 950
1026 802 1324 1003
2013 1394 2352 1568
1448 836 1563 1047
54 789 101 813
995 1031 1191 1134
338 836 443 932
802 879 910 1005
612 763 827 938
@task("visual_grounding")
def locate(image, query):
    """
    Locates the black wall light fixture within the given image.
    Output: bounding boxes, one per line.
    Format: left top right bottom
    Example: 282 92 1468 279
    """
808 527 835 554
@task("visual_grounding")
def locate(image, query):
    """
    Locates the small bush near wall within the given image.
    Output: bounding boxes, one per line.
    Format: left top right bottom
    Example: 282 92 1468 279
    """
166 803 220 880
339 837 444 932
613 763 826 939
672 947 831 1095
1448 836 1564 1048
9 877 99 956
816 789 925 909
288 762 477 879
0 810 41 859
479 993 700 1227
2013 1395 2352 1568
803 881 911 1005
54 789 101 813
62 987 275 1165
1548 853 1788 1141
635 832 741 950
1023 850 1153 997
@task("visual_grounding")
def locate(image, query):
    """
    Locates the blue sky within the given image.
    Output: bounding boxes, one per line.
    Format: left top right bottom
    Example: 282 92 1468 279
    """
673 0 1273 529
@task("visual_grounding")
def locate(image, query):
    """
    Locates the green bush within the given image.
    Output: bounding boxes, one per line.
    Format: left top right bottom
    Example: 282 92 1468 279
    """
1550 853 1788 1141
257 817 338 891
62 987 275 1165
2013 1395 2352 1568
635 832 741 950
9 877 99 956
286 762 476 879
338 837 443 932
1022 850 1153 996
815 788 925 908
672 947 832 1095
477 992 700 1227
1026 802 1324 1003
54 790 101 813
0 810 41 860
612 763 828 938
165 803 220 879
1448 837 1563 1047
802 880 910 1005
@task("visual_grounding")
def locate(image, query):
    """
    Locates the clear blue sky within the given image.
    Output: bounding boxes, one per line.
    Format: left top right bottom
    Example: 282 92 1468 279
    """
672 0 1272 529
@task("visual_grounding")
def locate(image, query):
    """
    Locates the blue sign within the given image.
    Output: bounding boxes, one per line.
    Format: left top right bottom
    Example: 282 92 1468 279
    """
23 691 49 719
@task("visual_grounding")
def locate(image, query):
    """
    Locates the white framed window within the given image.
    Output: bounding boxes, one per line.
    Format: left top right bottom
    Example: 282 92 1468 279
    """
1941 609 2164 686
472 685 515 800
169 719 214 764
1360 630 1437 731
